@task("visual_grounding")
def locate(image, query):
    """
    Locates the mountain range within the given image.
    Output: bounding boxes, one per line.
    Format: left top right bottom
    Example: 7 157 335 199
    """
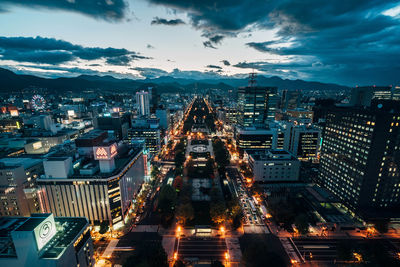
0 67 349 93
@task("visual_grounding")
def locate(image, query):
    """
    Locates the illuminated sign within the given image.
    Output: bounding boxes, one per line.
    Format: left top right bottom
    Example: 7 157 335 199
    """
34 214 57 251
33 141 42 150
93 143 118 160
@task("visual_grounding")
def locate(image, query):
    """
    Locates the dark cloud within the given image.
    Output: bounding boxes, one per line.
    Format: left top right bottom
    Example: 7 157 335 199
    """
0 36 149 65
221 60 230 66
151 17 185 26
0 0 128 21
206 65 222 69
209 35 224 44
131 67 169 78
148 0 400 85
4 64 141 79
130 66 224 79
203 41 216 49
147 44 155 49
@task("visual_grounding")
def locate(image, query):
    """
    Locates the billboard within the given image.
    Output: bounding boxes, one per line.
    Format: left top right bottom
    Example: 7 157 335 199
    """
34 214 57 251
93 143 118 160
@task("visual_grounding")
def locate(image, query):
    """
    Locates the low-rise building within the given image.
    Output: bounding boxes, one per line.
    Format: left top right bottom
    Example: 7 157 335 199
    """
0 213 94 267
248 149 300 182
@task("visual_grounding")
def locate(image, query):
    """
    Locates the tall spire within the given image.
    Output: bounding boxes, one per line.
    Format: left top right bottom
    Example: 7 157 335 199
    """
248 71 257 87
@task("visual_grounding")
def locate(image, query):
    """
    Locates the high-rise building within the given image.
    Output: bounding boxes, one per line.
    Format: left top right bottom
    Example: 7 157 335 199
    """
318 100 400 219
350 86 392 107
0 158 44 217
0 214 94 267
271 122 321 161
281 89 301 110
128 118 161 156
155 108 170 130
94 113 131 140
235 127 277 156
136 90 150 116
237 86 278 127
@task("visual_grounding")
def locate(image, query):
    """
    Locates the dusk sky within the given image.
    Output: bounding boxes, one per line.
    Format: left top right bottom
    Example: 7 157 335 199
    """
0 0 400 85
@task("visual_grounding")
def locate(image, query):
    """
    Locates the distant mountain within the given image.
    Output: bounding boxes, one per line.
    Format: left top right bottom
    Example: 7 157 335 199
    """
0 67 349 94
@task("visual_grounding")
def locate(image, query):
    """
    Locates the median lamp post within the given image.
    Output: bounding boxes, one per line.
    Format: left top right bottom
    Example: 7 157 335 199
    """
220 226 225 238
225 251 230 266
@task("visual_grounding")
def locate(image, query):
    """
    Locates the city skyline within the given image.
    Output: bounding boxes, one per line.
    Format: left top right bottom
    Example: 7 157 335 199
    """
0 0 399 85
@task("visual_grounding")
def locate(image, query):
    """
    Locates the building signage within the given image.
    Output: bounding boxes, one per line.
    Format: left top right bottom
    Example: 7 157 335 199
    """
93 143 118 160
34 214 57 251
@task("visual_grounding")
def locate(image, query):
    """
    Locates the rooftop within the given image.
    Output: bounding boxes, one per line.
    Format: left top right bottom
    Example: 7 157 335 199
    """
0 215 89 259
0 157 42 169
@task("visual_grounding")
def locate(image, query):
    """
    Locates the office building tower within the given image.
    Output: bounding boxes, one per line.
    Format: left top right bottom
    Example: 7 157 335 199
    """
248 149 300 182
0 214 94 267
128 118 161 156
288 125 320 161
235 127 277 156
350 86 392 107
155 108 170 130
136 90 150 116
318 100 400 219
94 113 131 140
281 89 301 110
237 86 278 127
0 158 44 217
37 142 145 227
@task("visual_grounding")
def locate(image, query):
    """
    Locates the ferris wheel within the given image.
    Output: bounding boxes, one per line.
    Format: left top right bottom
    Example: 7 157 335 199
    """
31 94 46 110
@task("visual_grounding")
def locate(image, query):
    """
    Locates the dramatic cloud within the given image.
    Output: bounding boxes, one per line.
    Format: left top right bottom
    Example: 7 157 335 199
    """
206 65 222 70
131 67 169 78
131 67 224 79
203 41 216 49
221 60 230 66
0 36 149 65
148 0 400 85
0 0 128 21
151 17 185 26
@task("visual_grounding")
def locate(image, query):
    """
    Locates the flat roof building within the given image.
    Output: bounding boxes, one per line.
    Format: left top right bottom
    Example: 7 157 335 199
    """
0 213 93 267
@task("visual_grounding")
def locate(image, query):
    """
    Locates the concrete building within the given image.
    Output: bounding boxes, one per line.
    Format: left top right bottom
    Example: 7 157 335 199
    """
350 86 393 107
237 86 278 127
281 89 301 110
128 118 161 156
318 100 400 219
0 213 94 267
37 142 146 227
235 127 277 156
155 108 170 130
248 150 300 182
0 158 44 217
94 113 131 140
136 90 150 116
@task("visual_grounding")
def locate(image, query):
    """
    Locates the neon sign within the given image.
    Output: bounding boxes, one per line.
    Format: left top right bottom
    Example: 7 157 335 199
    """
93 143 118 160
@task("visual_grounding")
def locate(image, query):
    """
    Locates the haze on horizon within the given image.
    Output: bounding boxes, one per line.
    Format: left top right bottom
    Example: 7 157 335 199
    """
0 0 399 86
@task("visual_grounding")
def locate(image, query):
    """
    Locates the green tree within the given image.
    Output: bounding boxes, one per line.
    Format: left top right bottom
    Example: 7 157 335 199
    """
211 260 224 267
294 214 309 235
242 241 285 267
210 201 226 225
158 185 177 213
99 221 109 234
374 220 389 233
176 203 195 225
151 166 160 180
123 241 168 267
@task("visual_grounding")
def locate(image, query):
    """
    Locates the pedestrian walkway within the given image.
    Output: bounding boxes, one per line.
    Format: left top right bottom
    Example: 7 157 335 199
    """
280 237 303 264
101 239 119 259
225 237 242 263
